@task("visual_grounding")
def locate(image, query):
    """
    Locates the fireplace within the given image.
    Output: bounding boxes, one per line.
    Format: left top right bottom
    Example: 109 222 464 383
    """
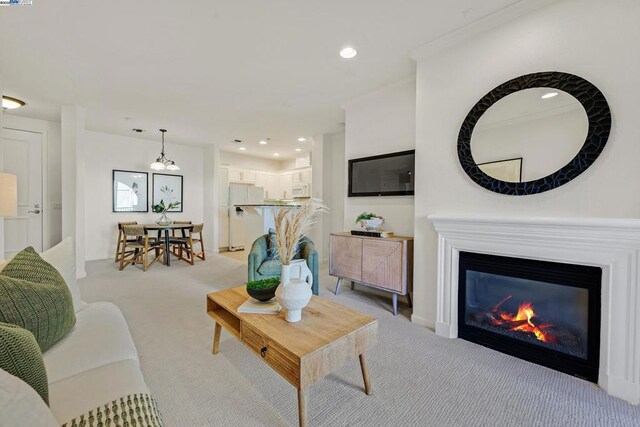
429 215 640 404
458 251 601 382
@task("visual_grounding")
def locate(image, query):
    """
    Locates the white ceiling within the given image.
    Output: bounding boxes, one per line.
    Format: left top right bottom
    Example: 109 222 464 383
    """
0 0 521 159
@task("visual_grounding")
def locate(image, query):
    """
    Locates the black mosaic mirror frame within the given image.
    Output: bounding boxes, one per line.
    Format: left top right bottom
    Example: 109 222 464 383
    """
457 71 611 195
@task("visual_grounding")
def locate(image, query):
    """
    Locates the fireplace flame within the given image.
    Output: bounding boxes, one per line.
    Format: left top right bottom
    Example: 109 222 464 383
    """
490 296 557 344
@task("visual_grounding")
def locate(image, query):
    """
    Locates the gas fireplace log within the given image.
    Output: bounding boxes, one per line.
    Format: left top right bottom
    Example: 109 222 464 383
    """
485 315 531 329
544 326 579 347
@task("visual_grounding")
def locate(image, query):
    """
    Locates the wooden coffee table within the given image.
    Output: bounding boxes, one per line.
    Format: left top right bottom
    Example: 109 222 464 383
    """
207 287 378 426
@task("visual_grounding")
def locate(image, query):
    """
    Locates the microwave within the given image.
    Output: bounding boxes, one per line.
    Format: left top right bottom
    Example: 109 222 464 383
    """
291 183 311 198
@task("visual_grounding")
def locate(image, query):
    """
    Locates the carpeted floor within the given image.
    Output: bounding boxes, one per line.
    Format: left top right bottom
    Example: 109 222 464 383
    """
79 254 640 426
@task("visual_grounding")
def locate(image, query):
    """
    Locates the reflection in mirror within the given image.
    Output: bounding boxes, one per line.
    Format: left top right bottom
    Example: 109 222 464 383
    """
471 88 589 182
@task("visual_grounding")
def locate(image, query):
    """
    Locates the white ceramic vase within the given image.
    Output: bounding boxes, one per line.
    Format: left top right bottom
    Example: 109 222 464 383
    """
275 259 313 322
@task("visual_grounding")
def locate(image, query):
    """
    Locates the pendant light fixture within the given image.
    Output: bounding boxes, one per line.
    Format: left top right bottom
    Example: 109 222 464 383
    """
150 129 180 171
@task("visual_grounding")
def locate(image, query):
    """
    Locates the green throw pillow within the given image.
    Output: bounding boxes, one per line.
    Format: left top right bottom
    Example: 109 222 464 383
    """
0 322 49 404
0 247 76 352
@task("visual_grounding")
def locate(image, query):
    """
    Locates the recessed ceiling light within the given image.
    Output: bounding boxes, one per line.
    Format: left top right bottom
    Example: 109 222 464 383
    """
273 153 280 157
297 137 307 142
239 147 247 151
340 47 357 59
541 92 559 99
295 148 302 152
2 96 25 110
259 140 268 145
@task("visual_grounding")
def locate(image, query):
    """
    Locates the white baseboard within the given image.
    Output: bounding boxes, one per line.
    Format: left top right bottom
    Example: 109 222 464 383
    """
411 314 435 331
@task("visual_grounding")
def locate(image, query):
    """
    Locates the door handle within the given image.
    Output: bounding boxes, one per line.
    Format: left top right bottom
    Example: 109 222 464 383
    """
28 210 41 214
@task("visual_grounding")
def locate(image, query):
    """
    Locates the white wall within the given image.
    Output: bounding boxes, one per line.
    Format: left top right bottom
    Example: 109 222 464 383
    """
280 155 311 170
280 158 297 170
322 132 345 259
2 115 62 250
412 0 640 327
343 78 416 236
220 151 283 171
83 131 204 261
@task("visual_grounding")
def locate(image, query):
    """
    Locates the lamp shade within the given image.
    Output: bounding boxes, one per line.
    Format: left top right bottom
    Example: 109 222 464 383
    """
0 173 18 217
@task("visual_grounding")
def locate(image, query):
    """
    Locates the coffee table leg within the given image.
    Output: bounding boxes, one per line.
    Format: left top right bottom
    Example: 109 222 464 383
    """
297 388 307 427
212 322 222 354
359 353 372 395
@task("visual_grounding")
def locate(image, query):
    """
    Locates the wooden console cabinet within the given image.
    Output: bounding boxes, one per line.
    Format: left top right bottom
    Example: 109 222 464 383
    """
329 232 413 315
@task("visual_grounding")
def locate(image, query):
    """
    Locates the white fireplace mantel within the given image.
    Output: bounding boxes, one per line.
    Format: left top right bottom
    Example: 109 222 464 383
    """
429 214 640 405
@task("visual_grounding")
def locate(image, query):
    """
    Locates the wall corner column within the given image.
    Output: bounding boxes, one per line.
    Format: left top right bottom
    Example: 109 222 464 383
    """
203 144 220 253
310 135 324 259
61 106 87 278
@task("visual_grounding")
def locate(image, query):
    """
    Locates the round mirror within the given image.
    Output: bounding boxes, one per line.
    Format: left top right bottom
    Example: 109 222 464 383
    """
471 88 589 183
458 72 611 195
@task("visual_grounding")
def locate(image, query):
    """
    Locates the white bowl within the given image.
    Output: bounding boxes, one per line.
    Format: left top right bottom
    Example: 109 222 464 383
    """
360 218 384 231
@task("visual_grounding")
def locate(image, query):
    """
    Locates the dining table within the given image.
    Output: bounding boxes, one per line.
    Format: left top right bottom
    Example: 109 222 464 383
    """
142 223 193 267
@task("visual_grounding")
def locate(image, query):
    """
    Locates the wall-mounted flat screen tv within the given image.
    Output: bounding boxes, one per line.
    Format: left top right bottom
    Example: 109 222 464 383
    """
348 149 415 197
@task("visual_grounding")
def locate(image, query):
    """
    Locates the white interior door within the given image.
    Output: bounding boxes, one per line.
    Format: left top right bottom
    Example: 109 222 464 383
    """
1 128 43 258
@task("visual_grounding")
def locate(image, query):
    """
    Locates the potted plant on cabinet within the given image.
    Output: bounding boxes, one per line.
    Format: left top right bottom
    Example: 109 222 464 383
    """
356 212 384 231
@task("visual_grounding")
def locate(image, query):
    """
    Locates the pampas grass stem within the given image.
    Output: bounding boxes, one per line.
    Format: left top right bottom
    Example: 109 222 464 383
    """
275 199 328 265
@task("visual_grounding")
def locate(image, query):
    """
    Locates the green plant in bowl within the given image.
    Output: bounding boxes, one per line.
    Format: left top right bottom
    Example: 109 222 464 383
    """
246 277 280 302
356 212 384 231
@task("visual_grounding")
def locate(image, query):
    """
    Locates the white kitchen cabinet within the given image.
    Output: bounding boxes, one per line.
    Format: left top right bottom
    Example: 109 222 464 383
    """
241 170 256 183
291 168 311 184
228 168 256 184
255 172 268 191
278 172 293 199
228 168 242 183
265 174 279 199
256 172 279 199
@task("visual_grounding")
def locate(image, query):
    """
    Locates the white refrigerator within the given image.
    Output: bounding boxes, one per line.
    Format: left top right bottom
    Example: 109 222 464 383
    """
229 184 264 251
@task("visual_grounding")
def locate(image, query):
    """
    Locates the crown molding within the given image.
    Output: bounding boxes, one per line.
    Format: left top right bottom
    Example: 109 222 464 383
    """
411 0 560 61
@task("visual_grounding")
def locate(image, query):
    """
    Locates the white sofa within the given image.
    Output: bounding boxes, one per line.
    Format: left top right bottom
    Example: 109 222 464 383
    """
0 238 156 426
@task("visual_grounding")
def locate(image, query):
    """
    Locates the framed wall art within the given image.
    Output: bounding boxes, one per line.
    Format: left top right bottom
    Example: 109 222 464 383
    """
112 170 148 212
152 173 183 212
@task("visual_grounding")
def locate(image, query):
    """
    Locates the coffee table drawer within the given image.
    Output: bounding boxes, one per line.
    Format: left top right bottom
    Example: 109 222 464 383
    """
265 340 300 387
240 323 266 356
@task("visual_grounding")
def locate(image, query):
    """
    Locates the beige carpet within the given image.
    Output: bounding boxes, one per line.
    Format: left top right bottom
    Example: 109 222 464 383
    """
79 254 640 426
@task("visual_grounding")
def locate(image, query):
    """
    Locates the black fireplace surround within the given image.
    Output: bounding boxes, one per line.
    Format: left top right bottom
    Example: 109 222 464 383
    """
458 252 601 382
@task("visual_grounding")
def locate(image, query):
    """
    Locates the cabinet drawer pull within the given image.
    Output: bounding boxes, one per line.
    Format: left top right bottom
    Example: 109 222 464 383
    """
260 347 267 357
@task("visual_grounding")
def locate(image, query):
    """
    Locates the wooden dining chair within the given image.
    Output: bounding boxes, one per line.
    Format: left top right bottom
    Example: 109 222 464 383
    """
170 221 192 257
119 225 166 271
173 224 205 265
115 221 138 263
